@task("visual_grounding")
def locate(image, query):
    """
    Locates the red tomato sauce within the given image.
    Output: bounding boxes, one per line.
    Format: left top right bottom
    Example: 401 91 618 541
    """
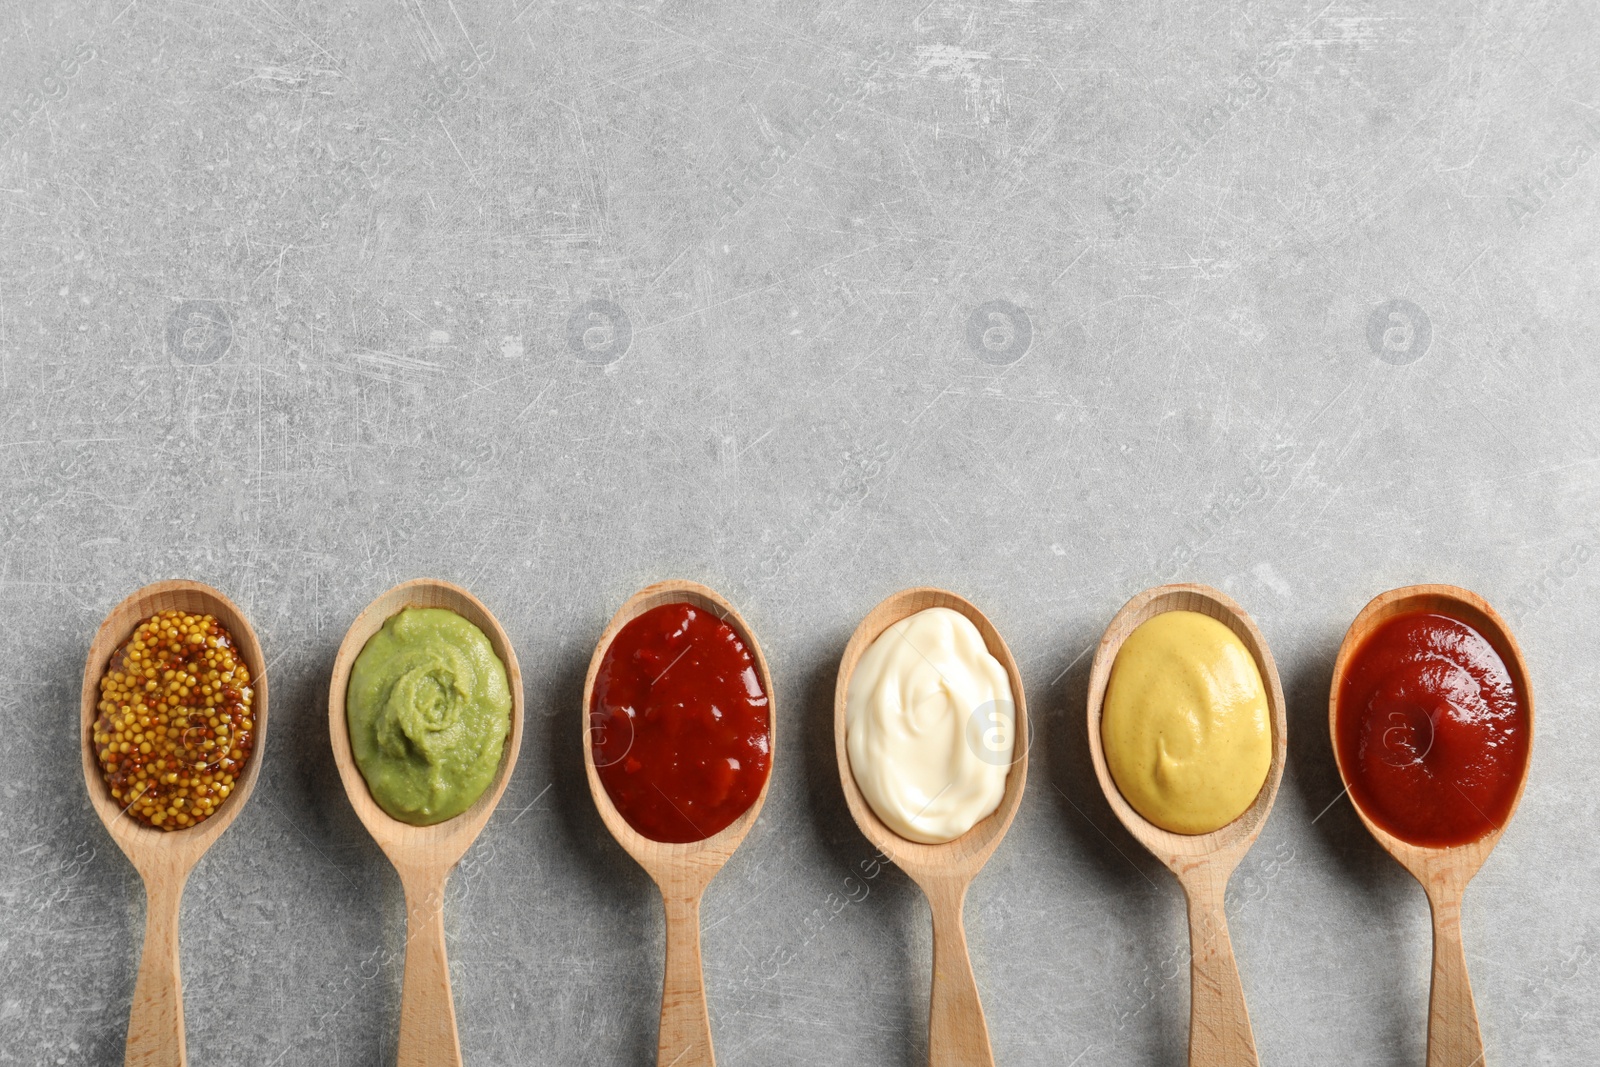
590 602 771 843
1335 610 1528 847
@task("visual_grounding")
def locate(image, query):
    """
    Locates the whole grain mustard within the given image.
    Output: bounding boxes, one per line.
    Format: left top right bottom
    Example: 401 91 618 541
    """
92 610 255 830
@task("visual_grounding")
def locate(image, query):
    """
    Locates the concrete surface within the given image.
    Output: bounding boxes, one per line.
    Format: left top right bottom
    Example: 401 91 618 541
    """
2 1 1598 1064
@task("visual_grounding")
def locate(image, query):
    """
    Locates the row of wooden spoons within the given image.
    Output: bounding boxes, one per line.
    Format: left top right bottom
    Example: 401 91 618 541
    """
80 578 1531 1067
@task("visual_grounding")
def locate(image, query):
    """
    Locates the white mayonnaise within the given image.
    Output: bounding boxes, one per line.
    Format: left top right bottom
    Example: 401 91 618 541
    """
845 607 1016 844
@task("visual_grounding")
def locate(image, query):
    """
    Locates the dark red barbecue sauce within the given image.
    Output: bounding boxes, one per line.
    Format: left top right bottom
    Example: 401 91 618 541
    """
1335 611 1528 847
590 602 771 843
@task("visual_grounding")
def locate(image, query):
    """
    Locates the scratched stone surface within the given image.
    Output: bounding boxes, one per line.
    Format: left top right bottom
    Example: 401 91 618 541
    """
2 1 1598 1064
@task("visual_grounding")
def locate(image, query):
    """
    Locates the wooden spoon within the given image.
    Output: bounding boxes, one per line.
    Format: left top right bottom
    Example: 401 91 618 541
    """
582 579 776 1067
833 587 1029 1067
1329 584 1533 1067
80 579 270 1067
1085 583 1287 1067
328 579 524 1067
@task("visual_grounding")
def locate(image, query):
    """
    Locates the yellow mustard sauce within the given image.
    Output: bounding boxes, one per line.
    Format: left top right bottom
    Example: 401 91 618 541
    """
1102 611 1270 835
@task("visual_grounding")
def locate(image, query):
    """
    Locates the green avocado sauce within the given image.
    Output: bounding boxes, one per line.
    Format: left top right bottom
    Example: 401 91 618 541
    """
347 607 512 826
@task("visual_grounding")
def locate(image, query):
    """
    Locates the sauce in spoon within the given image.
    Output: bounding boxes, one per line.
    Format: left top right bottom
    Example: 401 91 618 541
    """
1335 609 1529 848
1330 585 1534 1067
583 580 776 1067
81 580 270 1067
329 579 524 1067
1087 583 1286 1067
834 587 1029 1067
590 601 771 843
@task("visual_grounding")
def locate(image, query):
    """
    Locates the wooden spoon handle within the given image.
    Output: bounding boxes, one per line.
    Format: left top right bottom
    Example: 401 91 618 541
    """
1425 885 1486 1067
658 889 715 1067
1181 875 1259 1067
126 872 187 1067
925 879 995 1067
397 868 462 1067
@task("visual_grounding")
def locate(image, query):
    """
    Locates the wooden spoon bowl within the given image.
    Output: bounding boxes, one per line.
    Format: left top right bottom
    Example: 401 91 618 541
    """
833 587 1029 1067
582 579 776 1067
1329 584 1533 1067
80 579 269 1067
328 578 524 1067
1085 583 1287 1067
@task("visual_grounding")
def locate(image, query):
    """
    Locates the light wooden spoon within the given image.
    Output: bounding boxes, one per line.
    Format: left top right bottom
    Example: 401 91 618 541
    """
80 579 270 1067
1085 583 1287 1067
583 579 776 1067
833 587 1029 1067
328 578 524 1067
1329 584 1533 1067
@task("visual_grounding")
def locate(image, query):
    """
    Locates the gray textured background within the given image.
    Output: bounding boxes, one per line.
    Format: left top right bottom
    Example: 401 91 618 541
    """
2 0 1597 1064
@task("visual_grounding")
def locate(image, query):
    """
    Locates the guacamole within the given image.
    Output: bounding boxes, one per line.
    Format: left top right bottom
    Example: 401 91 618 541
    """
347 607 512 825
